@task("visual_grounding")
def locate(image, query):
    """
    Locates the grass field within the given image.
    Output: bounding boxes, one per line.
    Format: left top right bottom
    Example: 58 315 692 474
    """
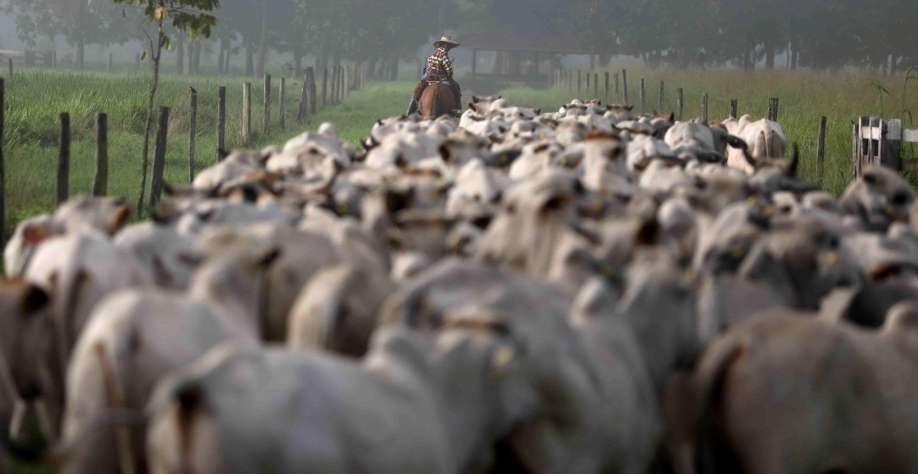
1 70 414 234
2 66 917 238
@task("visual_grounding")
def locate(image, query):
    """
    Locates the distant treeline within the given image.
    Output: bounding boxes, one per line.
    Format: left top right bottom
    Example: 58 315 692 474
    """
1 0 916 74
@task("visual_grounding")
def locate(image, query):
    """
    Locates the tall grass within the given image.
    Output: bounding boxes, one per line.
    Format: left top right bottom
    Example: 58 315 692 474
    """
497 67 918 195
2 70 414 234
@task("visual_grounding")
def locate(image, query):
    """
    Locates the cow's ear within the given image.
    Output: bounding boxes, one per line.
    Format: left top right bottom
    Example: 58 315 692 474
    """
468 102 478 113
668 112 675 123
534 109 541 115
22 223 52 245
20 285 50 314
497 95 502 100
472 95 480 102
723 134 748 151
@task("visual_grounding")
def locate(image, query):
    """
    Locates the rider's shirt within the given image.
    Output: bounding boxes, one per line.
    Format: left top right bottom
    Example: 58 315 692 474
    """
426 47 453 80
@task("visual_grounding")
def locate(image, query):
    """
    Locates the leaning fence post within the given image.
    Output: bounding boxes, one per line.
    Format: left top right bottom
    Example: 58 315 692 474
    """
0 79 5 248
189 91 197 183
730 99 738 119
614 73 619 101
658 81 664 113
279 77 286 130
92 113 108 196
577 70 582 96
604 72 610 100
263 74 271 134
297 71 309 122
308 67 317 114
217 86 226 161
817 116 827 186
149 106 170 208
622 69 629 105
321 68 328 108
57 113 70 207
677 88 684 120
640 79 646 113
702 92 708 123
242 82 252 144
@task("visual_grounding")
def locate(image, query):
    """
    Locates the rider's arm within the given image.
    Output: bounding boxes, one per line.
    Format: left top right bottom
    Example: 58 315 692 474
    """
442 54 453 77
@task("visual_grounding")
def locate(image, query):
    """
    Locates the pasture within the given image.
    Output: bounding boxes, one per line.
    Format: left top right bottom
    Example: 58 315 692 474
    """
2 66 916 236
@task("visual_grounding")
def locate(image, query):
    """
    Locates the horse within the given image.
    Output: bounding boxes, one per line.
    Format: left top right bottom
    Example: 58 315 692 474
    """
418 82 457 119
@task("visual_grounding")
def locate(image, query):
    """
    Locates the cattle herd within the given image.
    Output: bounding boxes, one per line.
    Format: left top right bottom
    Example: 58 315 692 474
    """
0 94 916 474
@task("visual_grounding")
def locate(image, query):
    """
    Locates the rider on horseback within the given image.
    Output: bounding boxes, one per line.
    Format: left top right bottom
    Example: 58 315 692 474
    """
407 36 462 115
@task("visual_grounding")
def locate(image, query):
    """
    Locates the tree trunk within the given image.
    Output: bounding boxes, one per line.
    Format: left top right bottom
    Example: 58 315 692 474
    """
192 42 201 74
223 41 232 75
138 25 164 214
256 0 270 78
217 40 225 75
76 38 85 71
245 40 254 77
293 42 303 79
177 39 185 74
765 42 775 69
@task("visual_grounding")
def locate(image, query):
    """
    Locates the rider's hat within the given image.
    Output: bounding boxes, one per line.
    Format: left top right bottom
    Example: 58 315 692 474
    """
434 36 460 49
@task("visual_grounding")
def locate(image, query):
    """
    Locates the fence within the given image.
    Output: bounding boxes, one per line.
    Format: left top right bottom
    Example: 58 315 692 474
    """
852 117 918 178
0 62 368 236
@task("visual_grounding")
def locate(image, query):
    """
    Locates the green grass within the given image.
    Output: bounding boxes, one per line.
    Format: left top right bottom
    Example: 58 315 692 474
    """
498 67 918 195
2 69 414 234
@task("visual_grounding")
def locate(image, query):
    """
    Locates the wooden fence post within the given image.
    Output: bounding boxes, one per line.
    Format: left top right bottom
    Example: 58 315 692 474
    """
702 92 708 123
297 71 309 122
640 78 645 113
817 116 827 186
0 79 4 248
330 66 337 104
622 69 628 105
108 53 113 73
92 113 108 196
149 106 169 208
604 72 610 100
586 72 590 90
344 66 349 99
7 59 12 78
614 73 619 102
56 113 70 207
308 67 317 114
242 82 252 144
263 74 271 134
658 81 664 113
279 77 286 130
567 71 572 92
189 91 197 183
217 86 226 161
577 70 582 95
768 98 779 121
730 99 738 119
321 68 328 108
677 88 684 120
593 73 598 99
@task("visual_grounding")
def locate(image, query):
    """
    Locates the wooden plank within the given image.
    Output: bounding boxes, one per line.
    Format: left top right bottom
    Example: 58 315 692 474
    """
903 128 918 143
882 118 901 170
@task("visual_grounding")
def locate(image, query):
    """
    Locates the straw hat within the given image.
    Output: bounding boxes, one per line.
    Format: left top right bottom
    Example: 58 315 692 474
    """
434 36 460 49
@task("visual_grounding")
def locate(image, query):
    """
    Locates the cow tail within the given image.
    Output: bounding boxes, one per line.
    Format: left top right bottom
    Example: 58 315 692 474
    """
174 382 205 474
93 341 136 474
694 338 745 474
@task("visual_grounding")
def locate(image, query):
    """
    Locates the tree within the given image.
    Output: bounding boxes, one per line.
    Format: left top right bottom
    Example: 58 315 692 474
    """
111 0 219 213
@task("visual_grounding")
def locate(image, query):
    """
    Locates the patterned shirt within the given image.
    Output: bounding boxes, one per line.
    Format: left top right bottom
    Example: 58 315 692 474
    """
426 47 453 78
